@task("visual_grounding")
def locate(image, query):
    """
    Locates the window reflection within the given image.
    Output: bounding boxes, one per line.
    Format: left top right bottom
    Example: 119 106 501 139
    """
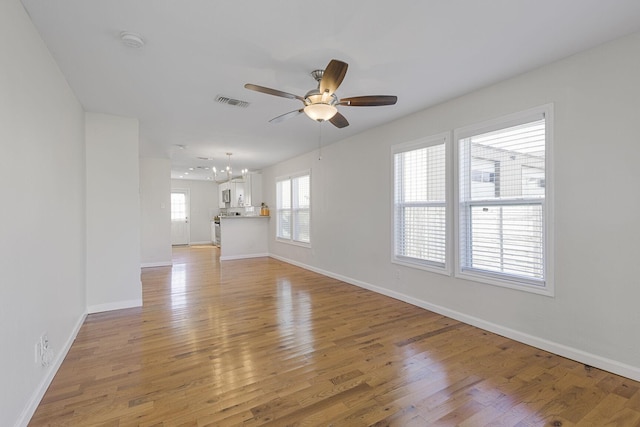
277 280 313 348
171 263 187 309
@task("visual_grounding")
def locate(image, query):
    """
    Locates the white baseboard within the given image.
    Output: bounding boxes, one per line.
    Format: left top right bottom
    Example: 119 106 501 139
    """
141 261 172 268
190 241 214 246
16 311 87 427
87 298 142 314
269 254 640 382
220 253 269 261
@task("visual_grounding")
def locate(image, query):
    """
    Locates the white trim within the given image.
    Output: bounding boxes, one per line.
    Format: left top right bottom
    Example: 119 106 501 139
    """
269 253 640 383
220 253 269 261
140 261 172 268
453 103 554 296
87 298 142 314
390 131 452 275
275 238 312 249
16 312 87 427
275 170 311 244
189 241 214 246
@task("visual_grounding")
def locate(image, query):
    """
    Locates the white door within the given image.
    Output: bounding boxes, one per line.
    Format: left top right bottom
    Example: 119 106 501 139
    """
171 190 190 245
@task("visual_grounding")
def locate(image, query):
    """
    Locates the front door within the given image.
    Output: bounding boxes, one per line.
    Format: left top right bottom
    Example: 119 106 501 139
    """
171 190 190 245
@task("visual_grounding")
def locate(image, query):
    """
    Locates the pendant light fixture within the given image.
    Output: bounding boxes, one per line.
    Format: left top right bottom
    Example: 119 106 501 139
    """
212 153 248 183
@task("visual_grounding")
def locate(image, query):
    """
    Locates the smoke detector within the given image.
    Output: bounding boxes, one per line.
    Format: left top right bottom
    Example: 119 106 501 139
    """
120 32 145 49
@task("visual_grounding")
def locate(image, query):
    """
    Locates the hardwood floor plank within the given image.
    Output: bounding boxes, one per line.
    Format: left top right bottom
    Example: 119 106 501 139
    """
28 246 640 426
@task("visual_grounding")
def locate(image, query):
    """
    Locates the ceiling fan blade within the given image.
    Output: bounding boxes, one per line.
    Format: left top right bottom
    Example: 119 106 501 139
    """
269 109 304 124
244 84 305 102
329 112 349 128
339 95 398 106
319 60 348 95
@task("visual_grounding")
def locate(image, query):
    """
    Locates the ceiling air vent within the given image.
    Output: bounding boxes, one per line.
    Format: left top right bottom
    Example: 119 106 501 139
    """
215 95 250 108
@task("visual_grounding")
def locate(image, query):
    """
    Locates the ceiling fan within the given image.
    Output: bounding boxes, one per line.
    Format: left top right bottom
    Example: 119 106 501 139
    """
244 59 397 128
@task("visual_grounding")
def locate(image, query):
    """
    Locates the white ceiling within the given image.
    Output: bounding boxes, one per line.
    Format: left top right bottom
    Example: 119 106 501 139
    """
20 0 640 180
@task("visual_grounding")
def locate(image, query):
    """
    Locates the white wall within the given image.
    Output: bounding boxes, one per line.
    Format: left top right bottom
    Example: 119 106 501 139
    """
171 179 218 244
263 32 640 380
86 113 142 313
0 1 87 425
140 158 172 267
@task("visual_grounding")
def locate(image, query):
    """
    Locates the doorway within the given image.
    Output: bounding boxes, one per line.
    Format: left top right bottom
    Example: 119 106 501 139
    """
171 189 190 245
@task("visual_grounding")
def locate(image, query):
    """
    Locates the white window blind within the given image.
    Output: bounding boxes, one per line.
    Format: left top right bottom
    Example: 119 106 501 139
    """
458 116 547 285
276 179 291 239
393 135 447 270
276 172 310 244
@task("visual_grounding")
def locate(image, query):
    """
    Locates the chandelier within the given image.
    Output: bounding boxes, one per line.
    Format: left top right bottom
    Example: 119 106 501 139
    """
212 153 248 183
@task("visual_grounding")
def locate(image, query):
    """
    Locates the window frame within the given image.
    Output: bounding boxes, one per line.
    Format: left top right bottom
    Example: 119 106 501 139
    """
276 170 311 247
453 104 554 296
391 132 452 275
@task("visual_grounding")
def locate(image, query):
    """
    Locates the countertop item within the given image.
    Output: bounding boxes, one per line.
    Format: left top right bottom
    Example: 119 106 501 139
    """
218 215 270 219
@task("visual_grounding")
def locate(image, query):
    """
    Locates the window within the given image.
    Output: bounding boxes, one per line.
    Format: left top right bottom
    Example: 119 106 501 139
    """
393 133 449 272
171 192 187 221
276 172 311 245
456 105 553 293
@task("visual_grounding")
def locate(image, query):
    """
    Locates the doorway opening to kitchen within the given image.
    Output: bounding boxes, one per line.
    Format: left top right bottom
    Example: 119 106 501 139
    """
171 189 190 245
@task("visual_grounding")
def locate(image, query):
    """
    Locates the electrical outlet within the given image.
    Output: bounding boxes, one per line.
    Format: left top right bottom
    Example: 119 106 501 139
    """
41 333 49 351
35 333 52 366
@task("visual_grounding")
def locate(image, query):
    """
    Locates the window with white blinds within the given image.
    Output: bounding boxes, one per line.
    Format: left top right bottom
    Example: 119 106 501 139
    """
457 106 551 290
276 172 311 245
393 134 448 272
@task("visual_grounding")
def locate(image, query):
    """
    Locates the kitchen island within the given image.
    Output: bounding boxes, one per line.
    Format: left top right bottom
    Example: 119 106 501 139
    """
219 216 270 261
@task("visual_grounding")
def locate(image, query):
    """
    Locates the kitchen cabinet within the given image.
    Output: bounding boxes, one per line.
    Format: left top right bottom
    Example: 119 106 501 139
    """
230 180 245 207
219 175 260 208
243 173 262 207
219 180 244 207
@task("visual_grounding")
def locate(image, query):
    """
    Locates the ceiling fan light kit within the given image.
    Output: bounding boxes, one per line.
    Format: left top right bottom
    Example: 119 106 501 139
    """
245 59 397 128
304 103 337 121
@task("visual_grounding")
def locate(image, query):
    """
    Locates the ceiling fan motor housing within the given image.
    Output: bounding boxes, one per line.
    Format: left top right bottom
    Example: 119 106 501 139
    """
304 89 338 107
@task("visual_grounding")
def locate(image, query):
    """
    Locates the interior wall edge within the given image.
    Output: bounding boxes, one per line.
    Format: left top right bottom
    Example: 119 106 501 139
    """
15 312 87 427
268 253 640 383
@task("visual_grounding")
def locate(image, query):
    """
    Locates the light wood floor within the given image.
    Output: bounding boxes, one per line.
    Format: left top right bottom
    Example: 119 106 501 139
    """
30 246 640 426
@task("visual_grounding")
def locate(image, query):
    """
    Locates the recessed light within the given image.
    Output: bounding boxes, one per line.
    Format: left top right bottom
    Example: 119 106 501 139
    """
189 167 194 171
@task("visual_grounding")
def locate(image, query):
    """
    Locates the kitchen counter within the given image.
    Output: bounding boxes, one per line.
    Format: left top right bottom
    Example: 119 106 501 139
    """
219 216 270 261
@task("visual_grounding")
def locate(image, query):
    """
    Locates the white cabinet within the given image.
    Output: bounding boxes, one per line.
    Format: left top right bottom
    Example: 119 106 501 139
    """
231 180 245 207
244 173 262 207
219 174 261 208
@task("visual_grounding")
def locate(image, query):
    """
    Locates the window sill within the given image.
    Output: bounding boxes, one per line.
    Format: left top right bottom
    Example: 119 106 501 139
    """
392 257 451 276
455 270 554 297
276 238 311 249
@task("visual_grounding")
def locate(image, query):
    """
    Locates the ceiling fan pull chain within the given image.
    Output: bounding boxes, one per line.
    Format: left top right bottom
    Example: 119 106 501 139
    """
318 120 323 160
